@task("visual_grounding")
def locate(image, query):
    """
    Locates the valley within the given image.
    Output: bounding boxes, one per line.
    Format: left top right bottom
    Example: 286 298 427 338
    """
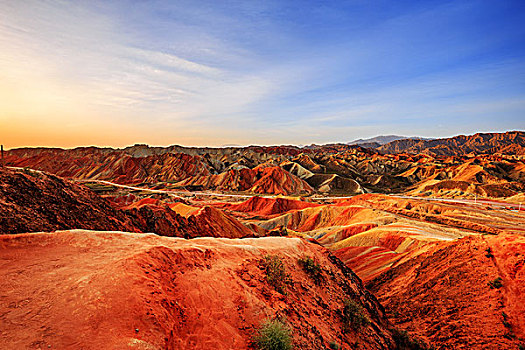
1 131 524 349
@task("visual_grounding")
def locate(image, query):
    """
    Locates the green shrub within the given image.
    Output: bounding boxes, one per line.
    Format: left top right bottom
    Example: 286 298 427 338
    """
253 318 293 350
328 340 341 349
488 277 503 289
262 255 291 294
342 299 370 331
298 255 323 283
502 311 512 328
485 247 494 258
22 167 40 178
390 328 427 350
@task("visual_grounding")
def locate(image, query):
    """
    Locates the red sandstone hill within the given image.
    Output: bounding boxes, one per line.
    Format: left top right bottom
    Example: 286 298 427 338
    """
109 196 256 238
5 149 211 184
377 131 525 156
237 193 525 282
0 230 406 349
5 149 314 195
219 192 525 349
186 205 256 238
175 166 314 195
367 234 525 349
221 196 321 218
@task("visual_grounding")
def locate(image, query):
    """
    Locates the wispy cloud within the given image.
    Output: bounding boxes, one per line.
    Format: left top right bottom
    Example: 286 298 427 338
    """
0 0 287 135
127 48 222 76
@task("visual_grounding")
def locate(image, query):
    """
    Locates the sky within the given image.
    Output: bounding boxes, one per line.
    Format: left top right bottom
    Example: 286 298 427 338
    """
1 0 524 148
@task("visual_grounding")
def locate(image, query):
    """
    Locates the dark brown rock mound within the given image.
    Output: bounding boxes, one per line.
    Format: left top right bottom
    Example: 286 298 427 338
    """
0 168 255 239
0 167 136 234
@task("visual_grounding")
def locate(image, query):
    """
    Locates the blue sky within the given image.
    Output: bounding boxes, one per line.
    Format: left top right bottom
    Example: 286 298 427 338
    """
1 0 524 147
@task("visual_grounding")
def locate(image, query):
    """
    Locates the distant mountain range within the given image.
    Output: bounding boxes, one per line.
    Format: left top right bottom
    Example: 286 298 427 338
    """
376 131 525 156
347 131 525 156
348 135 434 147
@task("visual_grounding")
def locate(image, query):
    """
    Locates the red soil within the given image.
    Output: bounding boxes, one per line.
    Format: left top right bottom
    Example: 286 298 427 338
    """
367 234 525 349
222 196 320 217
2 135 525 349
0 230 397 350
335 246 399 282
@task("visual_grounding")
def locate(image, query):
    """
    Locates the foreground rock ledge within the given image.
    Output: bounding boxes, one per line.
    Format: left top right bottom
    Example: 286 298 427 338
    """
0 230 396 350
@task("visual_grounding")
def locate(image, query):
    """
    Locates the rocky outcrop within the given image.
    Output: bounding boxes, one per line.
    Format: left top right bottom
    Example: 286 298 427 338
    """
0 167 136 234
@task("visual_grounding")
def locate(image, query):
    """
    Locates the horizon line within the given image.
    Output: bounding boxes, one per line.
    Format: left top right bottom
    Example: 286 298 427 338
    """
4 129 523 151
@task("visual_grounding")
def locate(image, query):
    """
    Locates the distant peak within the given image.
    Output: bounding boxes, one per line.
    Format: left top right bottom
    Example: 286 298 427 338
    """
348 135 433 147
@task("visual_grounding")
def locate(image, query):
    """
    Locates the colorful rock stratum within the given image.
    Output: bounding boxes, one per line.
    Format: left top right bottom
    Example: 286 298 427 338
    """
1 131 524 349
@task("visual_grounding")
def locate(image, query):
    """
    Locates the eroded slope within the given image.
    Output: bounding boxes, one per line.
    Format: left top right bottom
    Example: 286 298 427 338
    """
368 234 525 349
0 230 399 350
